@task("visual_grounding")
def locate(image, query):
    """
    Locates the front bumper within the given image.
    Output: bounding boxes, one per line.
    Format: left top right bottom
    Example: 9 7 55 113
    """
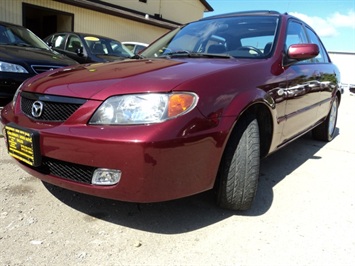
1 104 230 202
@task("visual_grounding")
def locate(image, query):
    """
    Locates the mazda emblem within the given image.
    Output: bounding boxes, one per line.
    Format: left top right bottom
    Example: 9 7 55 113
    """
31 101 44 118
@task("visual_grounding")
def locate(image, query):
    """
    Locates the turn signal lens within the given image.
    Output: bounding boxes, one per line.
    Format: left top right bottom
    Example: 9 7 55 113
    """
168 94 196 117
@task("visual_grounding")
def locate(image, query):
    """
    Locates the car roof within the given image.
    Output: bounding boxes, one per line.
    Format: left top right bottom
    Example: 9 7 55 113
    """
122 41 148 46
200 10 282 20
48 32 120 41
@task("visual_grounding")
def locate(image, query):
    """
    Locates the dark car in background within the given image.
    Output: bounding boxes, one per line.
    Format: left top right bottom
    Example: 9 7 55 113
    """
1 11 341 211
0 21 78 106
44 32 134 64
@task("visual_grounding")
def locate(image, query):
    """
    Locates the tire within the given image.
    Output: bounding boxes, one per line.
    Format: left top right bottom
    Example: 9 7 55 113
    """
312 96 339 142
216 114 260 211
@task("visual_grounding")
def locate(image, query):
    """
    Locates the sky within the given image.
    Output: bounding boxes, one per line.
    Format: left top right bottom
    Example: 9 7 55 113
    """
204 0 355 53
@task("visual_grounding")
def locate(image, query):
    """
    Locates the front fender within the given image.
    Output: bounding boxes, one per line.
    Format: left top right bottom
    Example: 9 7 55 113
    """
220 87 275 118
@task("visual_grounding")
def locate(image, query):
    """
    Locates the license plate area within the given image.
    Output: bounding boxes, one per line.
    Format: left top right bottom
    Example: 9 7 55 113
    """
5 123 41 167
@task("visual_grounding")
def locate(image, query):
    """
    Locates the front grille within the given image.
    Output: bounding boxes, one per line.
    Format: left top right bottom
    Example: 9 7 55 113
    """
43 157 96 184
24 157 96 184
21 92 86 122
31 65 63 74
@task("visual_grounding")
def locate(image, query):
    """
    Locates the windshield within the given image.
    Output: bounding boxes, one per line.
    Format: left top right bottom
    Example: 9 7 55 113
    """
83 36 134 58
141 15 280 59
0 24 49 49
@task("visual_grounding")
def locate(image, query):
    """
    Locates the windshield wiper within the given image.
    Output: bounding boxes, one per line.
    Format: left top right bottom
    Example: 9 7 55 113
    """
189 52 232 59
161 50 232 59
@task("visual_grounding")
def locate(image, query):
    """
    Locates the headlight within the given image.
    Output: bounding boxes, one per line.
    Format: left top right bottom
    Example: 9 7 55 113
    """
0 61 28 73
12 83 23 107
89 92 198 125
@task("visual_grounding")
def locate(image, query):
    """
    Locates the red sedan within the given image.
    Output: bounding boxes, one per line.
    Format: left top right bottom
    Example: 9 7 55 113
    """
1 11 341 210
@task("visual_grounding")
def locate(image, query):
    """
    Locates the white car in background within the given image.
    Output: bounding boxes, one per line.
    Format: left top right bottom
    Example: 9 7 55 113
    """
122 41 148 54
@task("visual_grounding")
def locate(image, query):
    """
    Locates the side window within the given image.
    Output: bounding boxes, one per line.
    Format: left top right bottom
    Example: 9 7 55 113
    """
91 41 108 54
305 26 329 63
135 45 146 53
285 20 308 48
65 35 83 53
124 44 134 51
0 26 9 43
286 20 312 63
52 34 66 50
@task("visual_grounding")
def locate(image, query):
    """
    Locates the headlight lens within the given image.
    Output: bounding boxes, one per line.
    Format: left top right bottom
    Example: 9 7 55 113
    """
12 83 23 108
0 61 28 73
89 92 198 125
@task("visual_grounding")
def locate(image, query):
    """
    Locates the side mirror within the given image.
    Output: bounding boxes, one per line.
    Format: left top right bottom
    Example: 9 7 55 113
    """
283 43 319 66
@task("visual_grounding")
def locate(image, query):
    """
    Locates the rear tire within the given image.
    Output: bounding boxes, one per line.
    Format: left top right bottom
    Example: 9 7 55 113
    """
216 114 260 211
312 96 339 141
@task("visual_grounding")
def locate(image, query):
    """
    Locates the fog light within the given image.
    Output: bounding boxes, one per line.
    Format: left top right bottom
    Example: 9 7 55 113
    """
92 168 121 185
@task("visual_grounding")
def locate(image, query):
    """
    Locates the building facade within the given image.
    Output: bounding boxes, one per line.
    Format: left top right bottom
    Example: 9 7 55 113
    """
0 0 213 44
329 51 355 92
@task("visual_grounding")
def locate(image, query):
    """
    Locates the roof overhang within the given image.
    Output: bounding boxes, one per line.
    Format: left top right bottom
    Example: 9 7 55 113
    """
200 0 214 12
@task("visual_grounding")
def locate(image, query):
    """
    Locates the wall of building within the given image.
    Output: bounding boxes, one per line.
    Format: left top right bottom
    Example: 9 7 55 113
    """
329 52 355 91
102 0 207 24
0 0 171 44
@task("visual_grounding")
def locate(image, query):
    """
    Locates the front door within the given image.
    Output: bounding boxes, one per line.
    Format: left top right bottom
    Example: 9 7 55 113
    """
281 20 322 142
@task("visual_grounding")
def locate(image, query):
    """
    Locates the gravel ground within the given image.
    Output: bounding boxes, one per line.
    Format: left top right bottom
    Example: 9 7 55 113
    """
1 92 354 266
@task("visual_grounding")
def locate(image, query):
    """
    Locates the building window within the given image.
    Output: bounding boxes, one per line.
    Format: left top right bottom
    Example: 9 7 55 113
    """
139 0 147 3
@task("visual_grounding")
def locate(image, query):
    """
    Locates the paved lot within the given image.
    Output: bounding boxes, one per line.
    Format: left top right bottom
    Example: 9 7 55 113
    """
1 92 354 266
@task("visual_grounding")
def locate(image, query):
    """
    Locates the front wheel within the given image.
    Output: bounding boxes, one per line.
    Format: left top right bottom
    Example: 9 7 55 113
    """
216 114 260 211
312 96 339 141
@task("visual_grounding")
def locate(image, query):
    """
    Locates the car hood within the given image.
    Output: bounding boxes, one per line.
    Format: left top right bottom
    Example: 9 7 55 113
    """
0 45 77 66
24 58 248 100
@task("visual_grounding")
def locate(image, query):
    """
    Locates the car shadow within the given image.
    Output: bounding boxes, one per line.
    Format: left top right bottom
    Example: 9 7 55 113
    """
43 130 336 233
247 130 333 216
